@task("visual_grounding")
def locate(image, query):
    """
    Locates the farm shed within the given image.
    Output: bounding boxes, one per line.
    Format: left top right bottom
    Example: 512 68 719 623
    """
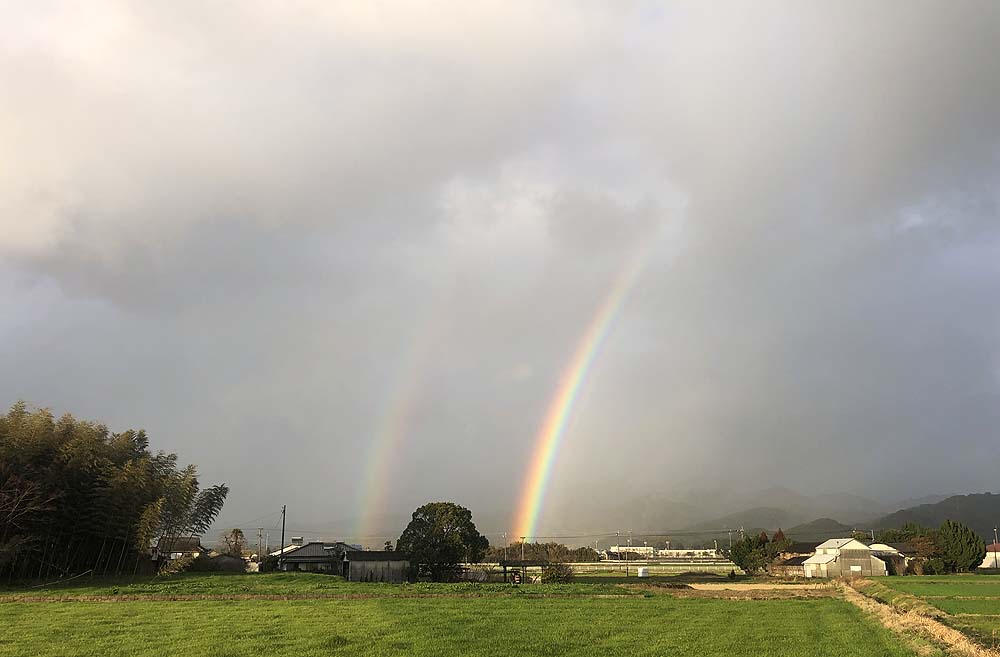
978 543 1000 570
341 551 410 583
868 543 914 575
803 538 886 578
771 555 809 577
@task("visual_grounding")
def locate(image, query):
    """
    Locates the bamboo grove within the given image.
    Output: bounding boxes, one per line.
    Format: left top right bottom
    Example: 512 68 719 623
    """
0 402 228 581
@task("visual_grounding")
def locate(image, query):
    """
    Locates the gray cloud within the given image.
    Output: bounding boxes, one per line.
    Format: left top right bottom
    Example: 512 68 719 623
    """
2 1 999 542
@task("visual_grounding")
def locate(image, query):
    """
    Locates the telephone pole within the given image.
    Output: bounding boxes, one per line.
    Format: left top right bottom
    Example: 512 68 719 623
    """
278 505 286 570
994 527 998 569
257 528 263 562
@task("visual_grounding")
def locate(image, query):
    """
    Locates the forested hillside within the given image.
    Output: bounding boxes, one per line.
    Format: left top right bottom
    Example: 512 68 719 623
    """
874 493 999 541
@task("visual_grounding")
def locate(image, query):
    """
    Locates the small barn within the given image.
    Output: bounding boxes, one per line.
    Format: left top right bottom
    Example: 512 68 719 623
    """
771 555 809 577
341 551 410 583
803 538 886 578
979 543 1000 570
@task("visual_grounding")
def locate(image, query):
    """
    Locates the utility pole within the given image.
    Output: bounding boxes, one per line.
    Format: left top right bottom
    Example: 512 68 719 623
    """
871 529 875 542
278 505 286 571
520 537 525 562
728 530 732 550
626 530 632 577
503 532 507 562
257 528 263 562
994 527 998 569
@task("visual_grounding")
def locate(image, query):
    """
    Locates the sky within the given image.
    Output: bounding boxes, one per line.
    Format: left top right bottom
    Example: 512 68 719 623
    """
2 1 999 545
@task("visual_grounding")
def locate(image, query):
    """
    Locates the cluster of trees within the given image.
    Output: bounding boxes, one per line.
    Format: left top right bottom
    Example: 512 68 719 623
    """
728 529 790 573
0 402 228 580
877 521 985 574
484 542 599 563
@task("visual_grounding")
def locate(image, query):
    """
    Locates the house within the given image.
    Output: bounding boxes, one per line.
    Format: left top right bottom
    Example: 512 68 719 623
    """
803 538 887 578
277 541 359 572
978 543 1000 570
153 536 206 561
341 550 410 583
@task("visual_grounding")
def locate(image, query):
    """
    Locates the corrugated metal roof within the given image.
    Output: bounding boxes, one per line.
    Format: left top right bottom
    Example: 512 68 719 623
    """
803 553 837 564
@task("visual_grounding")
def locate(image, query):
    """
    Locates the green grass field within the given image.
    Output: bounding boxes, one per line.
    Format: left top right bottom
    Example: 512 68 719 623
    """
0 574 920 657
878 576 1000 599
875 575 1000 648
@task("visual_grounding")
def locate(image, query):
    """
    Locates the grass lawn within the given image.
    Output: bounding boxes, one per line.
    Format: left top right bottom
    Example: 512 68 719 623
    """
0 595 918 657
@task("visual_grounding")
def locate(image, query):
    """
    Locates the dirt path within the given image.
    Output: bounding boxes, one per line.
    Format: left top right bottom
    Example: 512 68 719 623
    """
689 583 830 591
841 583 1000 657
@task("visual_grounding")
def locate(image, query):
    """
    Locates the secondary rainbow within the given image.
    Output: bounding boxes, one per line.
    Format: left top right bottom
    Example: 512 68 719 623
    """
355 314 440 544
512 247 650 540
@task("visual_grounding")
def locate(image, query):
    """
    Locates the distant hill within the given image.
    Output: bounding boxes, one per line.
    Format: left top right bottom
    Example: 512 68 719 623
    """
686 506 808 532
872 492 1000 540
785 517 854 541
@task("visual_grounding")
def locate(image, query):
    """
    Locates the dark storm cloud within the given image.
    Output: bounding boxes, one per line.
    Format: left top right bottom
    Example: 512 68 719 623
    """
2 1 999 540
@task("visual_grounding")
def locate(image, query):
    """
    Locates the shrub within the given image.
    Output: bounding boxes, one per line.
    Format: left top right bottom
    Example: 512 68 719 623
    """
541 562 574 583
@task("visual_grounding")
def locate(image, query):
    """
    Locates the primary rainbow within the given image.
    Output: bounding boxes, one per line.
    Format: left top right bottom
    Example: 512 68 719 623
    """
512 248 650 540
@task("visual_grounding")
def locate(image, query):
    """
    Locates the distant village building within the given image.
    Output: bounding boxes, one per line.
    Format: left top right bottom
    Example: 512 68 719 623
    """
803 538 887 578
608 545 655 558
153 536 205 561
656 549 718 558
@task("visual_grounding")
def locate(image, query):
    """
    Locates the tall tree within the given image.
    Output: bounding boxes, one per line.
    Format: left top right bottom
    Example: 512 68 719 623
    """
221 529 246 557
396 502 488 581
938 520 985 573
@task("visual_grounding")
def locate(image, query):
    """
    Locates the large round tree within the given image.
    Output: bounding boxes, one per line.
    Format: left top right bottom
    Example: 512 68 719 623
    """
396 502 489 581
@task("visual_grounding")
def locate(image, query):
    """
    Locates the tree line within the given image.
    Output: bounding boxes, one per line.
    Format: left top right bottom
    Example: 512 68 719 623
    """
0 402 228 581
484 541 599 563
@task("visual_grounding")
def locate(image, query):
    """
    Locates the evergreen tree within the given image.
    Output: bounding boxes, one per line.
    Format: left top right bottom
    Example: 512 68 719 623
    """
938 520 985 572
